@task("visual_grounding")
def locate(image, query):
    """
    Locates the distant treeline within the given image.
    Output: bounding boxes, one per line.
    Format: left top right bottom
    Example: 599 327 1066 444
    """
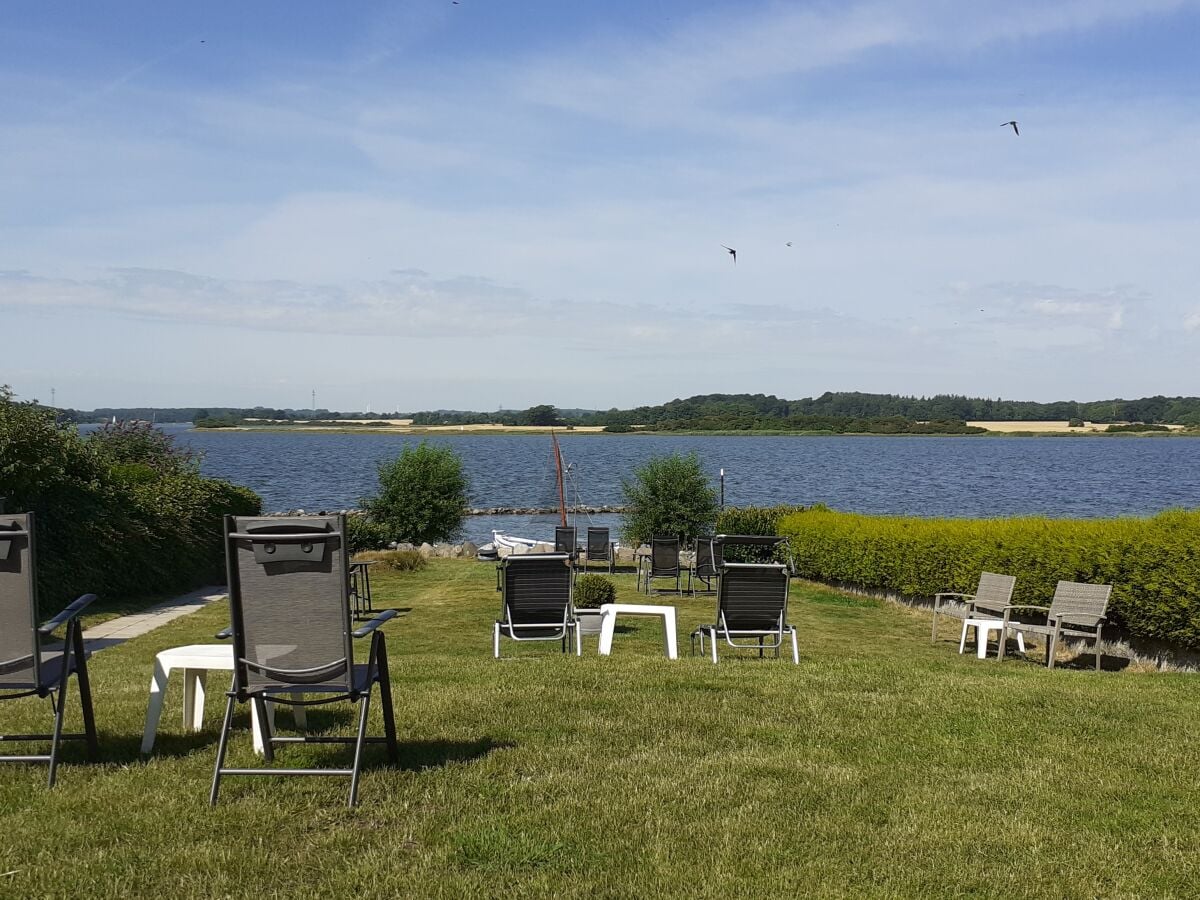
53 392 1200 429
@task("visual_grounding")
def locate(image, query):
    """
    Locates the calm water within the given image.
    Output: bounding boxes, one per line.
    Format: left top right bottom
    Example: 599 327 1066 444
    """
137 427 1200 544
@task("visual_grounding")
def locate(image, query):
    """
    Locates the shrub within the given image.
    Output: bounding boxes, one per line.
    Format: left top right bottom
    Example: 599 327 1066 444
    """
1068 418 1085 428
574 574 616 609
363 442 470 545
715 504 807 563
352 549 427 572
777 506 1200 648
603 424 631 433
346 513 394 553
620 452 719 545
0 387 261 612
1105 423 1170 433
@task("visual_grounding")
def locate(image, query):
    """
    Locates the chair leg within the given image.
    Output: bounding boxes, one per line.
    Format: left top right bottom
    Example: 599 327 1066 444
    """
348 692 372 808
710 629 718 664
46 676 70 789
931 605 938 643
376 640 399 764
574 623 582 657
790 629 800 664
209 694 237 806
73 626 99 759
493 623 500 659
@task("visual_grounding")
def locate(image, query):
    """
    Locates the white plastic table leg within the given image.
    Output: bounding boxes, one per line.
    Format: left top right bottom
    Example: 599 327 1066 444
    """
182 668 208 731
662 608 678 660
959 620 970 655
597 608 616 656
141 657 170 754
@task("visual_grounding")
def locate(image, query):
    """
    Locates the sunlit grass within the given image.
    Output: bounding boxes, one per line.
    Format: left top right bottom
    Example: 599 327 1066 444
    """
2 560 1197 897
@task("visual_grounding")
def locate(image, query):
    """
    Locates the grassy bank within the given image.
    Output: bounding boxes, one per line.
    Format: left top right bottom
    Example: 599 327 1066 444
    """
3 560 1198 897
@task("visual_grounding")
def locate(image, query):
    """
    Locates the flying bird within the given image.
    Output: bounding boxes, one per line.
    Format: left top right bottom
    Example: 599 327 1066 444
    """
721 245 737 264
785 241 792 247
1002 120 1019 136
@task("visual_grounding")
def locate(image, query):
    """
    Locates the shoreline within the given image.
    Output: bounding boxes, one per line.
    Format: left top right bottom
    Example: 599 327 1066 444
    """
191 425 1200 438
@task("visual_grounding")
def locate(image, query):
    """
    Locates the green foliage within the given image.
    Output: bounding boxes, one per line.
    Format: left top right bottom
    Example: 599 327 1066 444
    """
602 423 632 433
1105 423 1171 433
364 441 469 544
1068 418 1085 428
352 549 427 572
777 506 1200 648
345 513 394 553
573 573 616 609
620 452 719 545
0 386 261 611
522 405 560 426
714 505 806 563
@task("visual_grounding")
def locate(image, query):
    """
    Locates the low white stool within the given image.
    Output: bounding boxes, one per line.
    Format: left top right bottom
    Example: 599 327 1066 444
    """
141 643 306 754
959 617 1025 660
598 603 678 659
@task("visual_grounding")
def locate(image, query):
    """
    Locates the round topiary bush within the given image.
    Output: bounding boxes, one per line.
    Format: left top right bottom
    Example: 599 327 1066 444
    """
574 574 616 609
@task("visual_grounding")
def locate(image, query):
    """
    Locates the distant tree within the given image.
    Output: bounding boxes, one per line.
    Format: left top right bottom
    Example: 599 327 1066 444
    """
523 405 560 426
364 442 469 544
621 452 719 545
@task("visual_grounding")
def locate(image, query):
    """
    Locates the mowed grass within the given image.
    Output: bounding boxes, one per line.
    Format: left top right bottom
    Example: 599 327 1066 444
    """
2 560 1199 898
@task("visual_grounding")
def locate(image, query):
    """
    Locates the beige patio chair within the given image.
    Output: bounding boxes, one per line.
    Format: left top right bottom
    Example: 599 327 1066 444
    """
930 572 1016 643
997 580 1112 670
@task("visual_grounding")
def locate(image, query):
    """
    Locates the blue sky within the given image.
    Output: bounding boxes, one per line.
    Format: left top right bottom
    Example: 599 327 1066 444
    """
2 0 1199 411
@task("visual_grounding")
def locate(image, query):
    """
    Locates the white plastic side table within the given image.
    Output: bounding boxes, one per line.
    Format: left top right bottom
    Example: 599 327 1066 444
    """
141 643 306 754
959 617 1025 659
598 603 678 659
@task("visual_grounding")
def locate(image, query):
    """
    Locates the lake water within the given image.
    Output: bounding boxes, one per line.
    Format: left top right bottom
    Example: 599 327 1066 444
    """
140 427 1200 544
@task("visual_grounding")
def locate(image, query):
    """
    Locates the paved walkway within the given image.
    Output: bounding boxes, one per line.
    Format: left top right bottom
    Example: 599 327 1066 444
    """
82 586 226 652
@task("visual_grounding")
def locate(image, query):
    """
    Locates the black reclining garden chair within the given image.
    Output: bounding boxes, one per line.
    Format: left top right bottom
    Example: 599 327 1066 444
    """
0 512 98 787
644 536 682 595
584 527 615 574
493 553 579 657
211 514 398 807
691 558 798 664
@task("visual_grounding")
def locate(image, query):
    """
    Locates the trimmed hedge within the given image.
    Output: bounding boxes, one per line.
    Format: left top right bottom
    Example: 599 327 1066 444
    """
2 393 261 612
777 507 1200 648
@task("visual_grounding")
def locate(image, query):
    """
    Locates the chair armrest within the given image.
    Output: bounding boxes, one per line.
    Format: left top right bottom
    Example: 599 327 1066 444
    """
38 593 98 636
353 608 398 638
1001 605 1051 612
934 592 974 601
215 627 233 640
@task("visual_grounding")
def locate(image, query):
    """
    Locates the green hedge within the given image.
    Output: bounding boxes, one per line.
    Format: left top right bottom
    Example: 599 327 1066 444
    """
2 393 261 611
777 507 1200 648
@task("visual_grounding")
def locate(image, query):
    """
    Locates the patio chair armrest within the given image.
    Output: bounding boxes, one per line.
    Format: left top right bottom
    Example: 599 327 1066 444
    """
38 593 98 635
353 608 398 638
1001 604 1051 613
934 592 973 601
215 627 233 640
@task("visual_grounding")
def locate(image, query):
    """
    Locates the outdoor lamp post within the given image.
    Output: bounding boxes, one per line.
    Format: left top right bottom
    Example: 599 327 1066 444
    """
719 469 725 509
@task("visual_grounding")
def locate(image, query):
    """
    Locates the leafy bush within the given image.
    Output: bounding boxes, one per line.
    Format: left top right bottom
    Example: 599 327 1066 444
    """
352 549 427 572
1068 418 1085 428
363 442 469 545
603 424 631 433
777 506 1200 648
715 504 807 563
620 452 719 545
574 574 616 609
1105 423 1171 433
346 513 394 553
0 387 261 612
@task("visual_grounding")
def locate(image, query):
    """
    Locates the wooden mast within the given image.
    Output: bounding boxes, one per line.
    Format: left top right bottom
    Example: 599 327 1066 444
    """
551 431 567 527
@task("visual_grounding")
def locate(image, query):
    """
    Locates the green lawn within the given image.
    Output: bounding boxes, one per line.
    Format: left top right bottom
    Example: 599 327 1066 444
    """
3 560 1198 898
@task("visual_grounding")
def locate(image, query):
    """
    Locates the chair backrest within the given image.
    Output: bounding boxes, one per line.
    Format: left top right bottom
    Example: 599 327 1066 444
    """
500 553 573 626
0 513 40 690
650 536 680 576
224 514 353 694
1049 580 1112 628
586 528 611 560
972 572 1017 616
717 562 790 632
714 534 789 567
554 526 577 556
694 536 722 578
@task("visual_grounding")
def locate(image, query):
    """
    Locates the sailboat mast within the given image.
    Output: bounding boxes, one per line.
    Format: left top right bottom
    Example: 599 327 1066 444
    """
552 432 567 527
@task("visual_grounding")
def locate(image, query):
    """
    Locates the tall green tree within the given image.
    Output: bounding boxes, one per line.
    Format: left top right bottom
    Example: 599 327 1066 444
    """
620 452 719 545
364 442 470 544
523 405 560 426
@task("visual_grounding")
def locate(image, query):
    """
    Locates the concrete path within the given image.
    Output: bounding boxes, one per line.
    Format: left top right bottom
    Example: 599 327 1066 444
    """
82 586 226 652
